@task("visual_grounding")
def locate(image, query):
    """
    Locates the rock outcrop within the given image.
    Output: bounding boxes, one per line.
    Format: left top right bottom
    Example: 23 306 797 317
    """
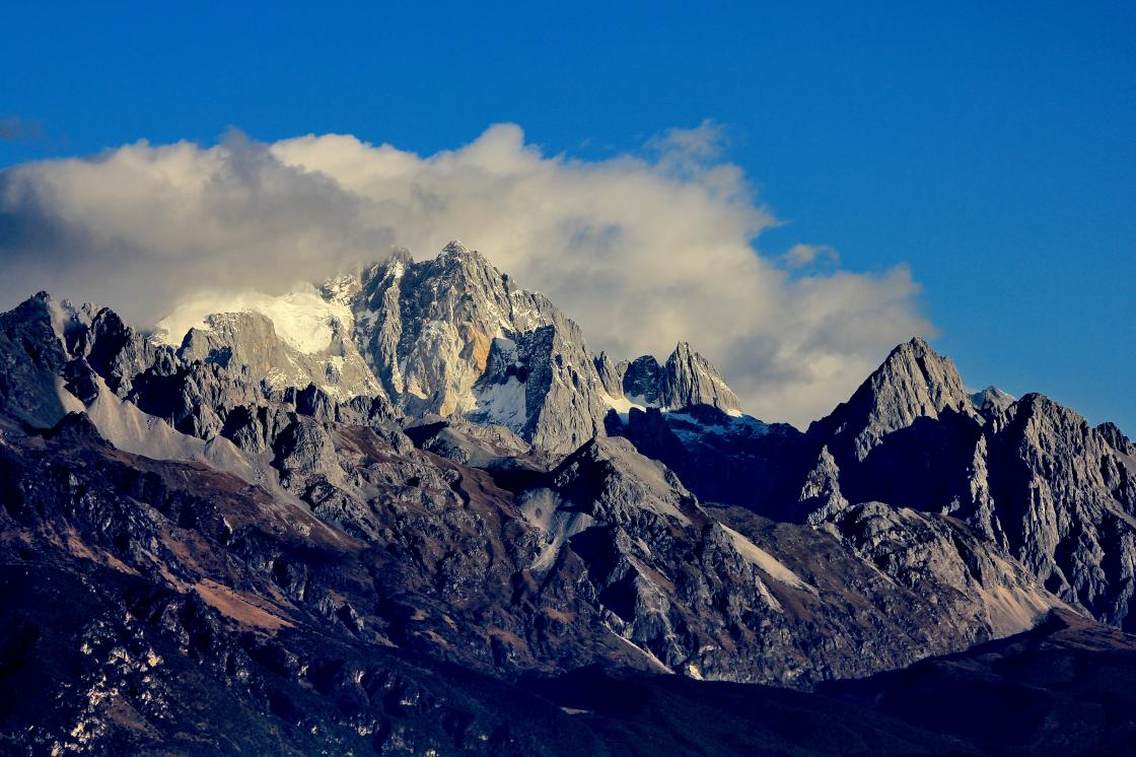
616 343 742 413
662 341 742 412
800 338 1136 630
2 246 1133 754
179 310 382 401
332 242 610 452
807 337 975 463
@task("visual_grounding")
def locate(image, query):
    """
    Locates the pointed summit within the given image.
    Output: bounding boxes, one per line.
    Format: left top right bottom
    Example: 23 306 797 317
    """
424 241 511 292
1097 421 1135 456
5 291 62 335
440 239 471 256
437 240 491 270
622 355 664 405
664 341 742 412
349 243 608 450
594 351 628 398
810 336 972 461
620 343 742 412
970 385 1015 417
870 338 968 411
0 291 74 427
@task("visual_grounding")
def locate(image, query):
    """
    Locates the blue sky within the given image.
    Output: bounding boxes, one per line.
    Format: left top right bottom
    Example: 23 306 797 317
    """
1 1 1132 429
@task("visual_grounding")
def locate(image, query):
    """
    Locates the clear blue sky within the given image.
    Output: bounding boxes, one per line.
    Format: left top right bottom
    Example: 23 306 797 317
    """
1 1 1132 429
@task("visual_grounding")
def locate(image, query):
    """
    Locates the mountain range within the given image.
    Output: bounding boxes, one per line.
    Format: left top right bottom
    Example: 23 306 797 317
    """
1 241 1134 754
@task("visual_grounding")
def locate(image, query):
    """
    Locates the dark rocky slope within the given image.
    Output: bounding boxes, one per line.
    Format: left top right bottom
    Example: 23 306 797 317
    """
1 248 1134 754
797 338 1136 630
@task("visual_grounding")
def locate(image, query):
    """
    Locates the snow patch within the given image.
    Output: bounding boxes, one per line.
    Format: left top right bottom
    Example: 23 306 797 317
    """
470 377 527 431
157 286 353 354
601 391 645 414
626 392 658 408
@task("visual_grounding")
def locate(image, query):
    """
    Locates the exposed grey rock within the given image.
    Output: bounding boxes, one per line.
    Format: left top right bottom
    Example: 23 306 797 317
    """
344 243 610 452
810 337 975 463
1098 421 1136 456
404 415 534 468
142 243 752 454
622 355 664 405
803 337 1136 630
127 360 260 439
977 394 1136 627
621 343 741 412
523 435 1065 684
65 304 165 397
593 351 627 398
0 293 171 428
814 501 1066 637
350 242 569 415
663 341 742 412
0 290 1101 724
179 310 381 401
7 234 1136 757
800 446 848 524
469 326 609 453
546 436 701 528
970 385 1015 418
272 415 343 486
0 292 73 427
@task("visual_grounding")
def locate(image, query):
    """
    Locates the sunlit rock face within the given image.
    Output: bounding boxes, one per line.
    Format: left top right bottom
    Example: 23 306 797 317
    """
1 240 1134 753
340 242 609 452
800 338 1136 630
613 343 742 414
151 242 746 455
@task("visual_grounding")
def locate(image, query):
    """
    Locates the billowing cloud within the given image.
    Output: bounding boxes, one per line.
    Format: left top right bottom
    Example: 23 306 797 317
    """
0 123 932 425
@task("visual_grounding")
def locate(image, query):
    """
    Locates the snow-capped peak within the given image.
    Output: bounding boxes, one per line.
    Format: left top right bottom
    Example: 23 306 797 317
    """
156 286 353 354
440 239 472 258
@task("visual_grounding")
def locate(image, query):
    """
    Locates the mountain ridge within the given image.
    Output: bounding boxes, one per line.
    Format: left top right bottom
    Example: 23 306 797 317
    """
1 244 1134 753
144 242 748 453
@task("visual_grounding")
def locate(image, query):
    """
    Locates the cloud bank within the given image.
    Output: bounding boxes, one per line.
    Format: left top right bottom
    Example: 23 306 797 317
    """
0 123 931 425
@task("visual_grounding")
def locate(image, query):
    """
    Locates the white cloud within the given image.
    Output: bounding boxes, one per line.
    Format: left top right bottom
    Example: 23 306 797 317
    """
0 123 932 425
782 243 839 269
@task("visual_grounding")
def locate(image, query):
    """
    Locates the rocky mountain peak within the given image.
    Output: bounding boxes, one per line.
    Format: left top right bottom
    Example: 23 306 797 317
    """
810 336 972 461
799 445 848 524
875 337 967 404
18 290 54 318
346 243 609 451
3 269 1136 753
0 292 74 427
439 238 474 258
7 290 67 343
999 392 1112 459
616 343 741 413
971 385 1016 418
422 240 502 285
593 351 627 398
178 308 382 401
318 271 363 306
546 435 701 526
1004 392 1093 440
622 355 664 405
133 244 755 452
664 340 742 412
1097 421 1135 456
